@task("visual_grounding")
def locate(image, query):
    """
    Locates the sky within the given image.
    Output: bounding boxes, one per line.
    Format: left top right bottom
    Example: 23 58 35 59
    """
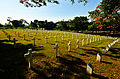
0 0 102 24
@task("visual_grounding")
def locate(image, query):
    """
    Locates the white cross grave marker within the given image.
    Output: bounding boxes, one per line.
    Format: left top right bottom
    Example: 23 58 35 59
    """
54 44 59 57
23 30 24 35
55 35 57 42
50 33 51 37
68 34 70 40
62 35 64 41
100 37 101 41
11 38 18 48
15 31 16 35
102 49 107 54
95 37 96 42
93 37 94 42
18 32 20 37
24 49 36 69
23 34 25 40
7 35 11 41
76 34 78 39
45 37 48 43
76 39 79 48
86 38 89 45
86 63 94 75
96 53 101 62
107 44 111 48
32 37 36 46
106 47 109 51
82 39 84 46
28 32 29 37
68 41 71 52
90 38 91 44
72 34 73 39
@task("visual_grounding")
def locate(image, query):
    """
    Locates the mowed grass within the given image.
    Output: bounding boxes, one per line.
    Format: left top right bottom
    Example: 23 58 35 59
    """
0 29 120 79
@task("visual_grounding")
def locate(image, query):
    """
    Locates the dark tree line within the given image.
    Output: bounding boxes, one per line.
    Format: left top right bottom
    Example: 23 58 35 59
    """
1 16 90 32
29 20 56 30
56 16 89 32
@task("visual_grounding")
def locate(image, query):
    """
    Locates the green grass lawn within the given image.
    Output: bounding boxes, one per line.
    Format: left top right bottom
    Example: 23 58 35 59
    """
0 29 120 79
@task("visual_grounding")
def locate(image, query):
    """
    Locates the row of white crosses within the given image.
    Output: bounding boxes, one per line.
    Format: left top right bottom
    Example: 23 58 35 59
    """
3 30 18 48
42 31 104 47
19 30 117 75
50 40 101 75
39 31 105 45
6 30 108 50
103 38 119 54
87 38 119 75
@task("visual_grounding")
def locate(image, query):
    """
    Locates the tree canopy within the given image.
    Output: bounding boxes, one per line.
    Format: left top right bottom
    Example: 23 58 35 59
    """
19 0 88 7
88 0 120 33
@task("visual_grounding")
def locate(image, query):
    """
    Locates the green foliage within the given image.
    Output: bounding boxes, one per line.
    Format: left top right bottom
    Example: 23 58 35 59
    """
88 25 93 30
56 16 89 31
56 21 68 31
20 0 88 7
101 0 120 17
88 0 120 33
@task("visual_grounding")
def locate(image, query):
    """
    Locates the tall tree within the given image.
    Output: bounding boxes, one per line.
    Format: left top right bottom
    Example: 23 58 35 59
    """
88 0 120 33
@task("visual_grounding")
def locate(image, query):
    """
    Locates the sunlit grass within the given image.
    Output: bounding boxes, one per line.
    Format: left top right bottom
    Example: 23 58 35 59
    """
0 29 120 79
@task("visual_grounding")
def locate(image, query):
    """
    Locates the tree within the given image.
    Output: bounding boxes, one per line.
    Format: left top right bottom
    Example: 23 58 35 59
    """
29 20 37 29
19 19 29 26
101 0 120 17
7 17 12 25
88 0 120 34
56 16 89 31
72 16 89 31
19 0 88 7
38 21 45 29
45 21 56 30
0 23 3 27
56 21 68 31
11 20 23 28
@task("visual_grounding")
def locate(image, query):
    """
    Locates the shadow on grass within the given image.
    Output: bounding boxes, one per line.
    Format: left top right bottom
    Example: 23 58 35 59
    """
0 39 109 79
37 38 41 40
71 51 89 57
25 53 109 79
109 48 120 54
101 61 112 64
92 73 108 79
31 67 48 79
56 56 89 78
33 53 46 57
33 46 44 51
80 53 89 57
103 48 120 58
83 49 101 55
24 39 31 41
103 54 120 59
0 39 44 79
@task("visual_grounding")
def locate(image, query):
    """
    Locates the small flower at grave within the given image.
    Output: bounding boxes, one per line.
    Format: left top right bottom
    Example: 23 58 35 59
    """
100 63 103 66
100 70 103 73
113 74 116 76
